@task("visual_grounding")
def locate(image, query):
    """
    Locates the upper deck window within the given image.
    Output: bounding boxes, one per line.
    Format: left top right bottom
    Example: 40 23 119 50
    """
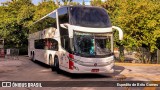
69 6 112 28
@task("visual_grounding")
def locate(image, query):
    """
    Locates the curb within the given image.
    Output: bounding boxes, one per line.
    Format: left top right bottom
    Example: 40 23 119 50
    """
122 73 160 81
115 63 160 66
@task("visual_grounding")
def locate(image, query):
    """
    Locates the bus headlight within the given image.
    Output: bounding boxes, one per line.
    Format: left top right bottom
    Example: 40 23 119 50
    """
105 60 114 65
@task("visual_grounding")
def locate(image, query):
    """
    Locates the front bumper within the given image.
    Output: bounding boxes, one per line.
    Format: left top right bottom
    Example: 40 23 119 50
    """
67 61 115 74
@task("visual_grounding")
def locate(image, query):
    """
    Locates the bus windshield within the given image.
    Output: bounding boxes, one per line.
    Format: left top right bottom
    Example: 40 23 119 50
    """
69 6 111 28
74 32 112 57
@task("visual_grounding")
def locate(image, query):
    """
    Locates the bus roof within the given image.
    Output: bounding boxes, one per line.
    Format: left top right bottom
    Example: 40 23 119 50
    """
33 5 105 25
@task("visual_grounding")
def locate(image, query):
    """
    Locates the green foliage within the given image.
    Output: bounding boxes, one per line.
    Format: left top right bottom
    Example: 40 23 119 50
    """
62 0 73 5
99 0 160 53
91 0 103 7
68 2 80 6
92 0 160 63
0 0 58 49
61 0 80 6
0 0 34 48
82 0 85 5
0 0 159 58
33 0 58 21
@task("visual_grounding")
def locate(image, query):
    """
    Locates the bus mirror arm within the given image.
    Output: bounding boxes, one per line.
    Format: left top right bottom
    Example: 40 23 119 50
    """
60 23 69 29
112 26 123 40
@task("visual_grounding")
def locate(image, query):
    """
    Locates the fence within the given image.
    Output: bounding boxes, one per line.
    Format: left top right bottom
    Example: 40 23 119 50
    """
114 47 159 64
157 50 160 64
0 48 5 57
5 48 19 60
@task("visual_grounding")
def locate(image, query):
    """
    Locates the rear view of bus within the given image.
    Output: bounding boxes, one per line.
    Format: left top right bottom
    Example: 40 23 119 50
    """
59 6 123 73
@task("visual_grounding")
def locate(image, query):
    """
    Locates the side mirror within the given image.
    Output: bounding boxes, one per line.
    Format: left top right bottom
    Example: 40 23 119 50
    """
112 26 123 40
60 23 68 29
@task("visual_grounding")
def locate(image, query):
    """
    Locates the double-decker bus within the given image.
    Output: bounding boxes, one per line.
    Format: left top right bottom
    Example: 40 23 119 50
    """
28 6 123 73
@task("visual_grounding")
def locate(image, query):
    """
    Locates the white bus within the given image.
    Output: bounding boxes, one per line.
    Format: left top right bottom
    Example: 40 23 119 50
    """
28 6 123 74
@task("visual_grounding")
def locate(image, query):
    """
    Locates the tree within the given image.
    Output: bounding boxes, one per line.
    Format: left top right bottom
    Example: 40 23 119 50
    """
62 0 73 5
91 0 103 6
0 0 35 48
31 0 58 33
69 2 80 5
91 0 160 63
82 0 85 5
33 0 58 21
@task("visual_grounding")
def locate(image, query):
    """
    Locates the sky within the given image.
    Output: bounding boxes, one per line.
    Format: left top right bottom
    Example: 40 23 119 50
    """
0 0 91 5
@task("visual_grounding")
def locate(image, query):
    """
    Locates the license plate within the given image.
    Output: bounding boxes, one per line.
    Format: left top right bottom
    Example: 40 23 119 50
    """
91 69 99 72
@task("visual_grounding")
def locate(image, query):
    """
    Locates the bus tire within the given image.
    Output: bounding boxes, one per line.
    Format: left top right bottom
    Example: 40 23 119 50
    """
32 52 35 61
54 56 61 74
49 55 55 71
30 51 32 60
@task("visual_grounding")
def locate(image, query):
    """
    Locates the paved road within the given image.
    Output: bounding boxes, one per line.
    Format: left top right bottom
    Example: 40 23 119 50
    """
0 56 159 90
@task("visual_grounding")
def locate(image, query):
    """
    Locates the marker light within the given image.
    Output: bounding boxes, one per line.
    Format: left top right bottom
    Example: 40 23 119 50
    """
69 54 74 70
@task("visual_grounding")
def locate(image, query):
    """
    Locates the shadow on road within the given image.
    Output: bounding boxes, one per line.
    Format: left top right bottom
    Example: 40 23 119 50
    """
61 71 111 79
32 60 125 79
33 60 50 68
59 65 125 79
113 65 125 76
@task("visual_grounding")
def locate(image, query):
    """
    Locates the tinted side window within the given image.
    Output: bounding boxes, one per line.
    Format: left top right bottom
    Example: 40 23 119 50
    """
58 7 69 38
31 12 57 33
42 17 57 29
58 7 69 24
34 39 45 49
69 7 112 28
35 39 58 51
46 38 58 51
61 36 71 52
58 7 71 52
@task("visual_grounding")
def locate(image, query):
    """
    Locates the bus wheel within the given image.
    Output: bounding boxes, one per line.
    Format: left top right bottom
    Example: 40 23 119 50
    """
30 51 32 60
49 55 54 71
32 52 35 61
54 56 61 74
